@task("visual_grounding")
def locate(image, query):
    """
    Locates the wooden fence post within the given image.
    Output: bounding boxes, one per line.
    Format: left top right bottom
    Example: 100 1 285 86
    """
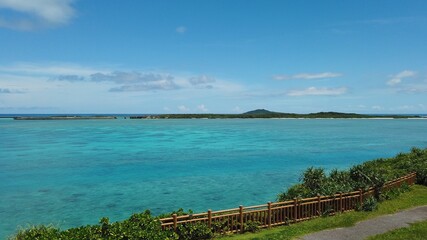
317 194 321 217
208 209 212 228
267 202 272 228
172 214 177 231
340 192 343 212
293 198 298 223
239 205 244 233
359 189 363 208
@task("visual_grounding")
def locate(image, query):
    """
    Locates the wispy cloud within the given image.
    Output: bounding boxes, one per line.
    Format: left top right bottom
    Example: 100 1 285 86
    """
90 72 172 84
371 105 383 111
387 70 416 86
178 105 190 112
0 63 245 94
0 88 24 94
334 16 425 27
396 83 427 94
188 75 216 89
109 81 180 92
288 87 347 96
189 75 215 85
232 106 242 113
90 72 180 92
273 72 342 80
56 75 85 82
197 104 208 112
176 26 187 34
0 63 103 76
0 0 76 30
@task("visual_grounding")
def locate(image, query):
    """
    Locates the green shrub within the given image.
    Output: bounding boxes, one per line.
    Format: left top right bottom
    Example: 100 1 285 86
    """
243 221 260 233
158 208 193 218
211 219 229 234
175 222 213 240
277 184 310 201
301 167 327 193
13 225 61 240
12 210 177 240
278 147 426 203
361 197 378 211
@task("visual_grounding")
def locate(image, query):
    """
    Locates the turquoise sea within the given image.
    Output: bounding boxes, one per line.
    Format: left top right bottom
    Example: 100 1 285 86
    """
1 118 427 238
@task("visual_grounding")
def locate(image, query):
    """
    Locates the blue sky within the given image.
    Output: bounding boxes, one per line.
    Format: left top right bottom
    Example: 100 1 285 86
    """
0 0 426 114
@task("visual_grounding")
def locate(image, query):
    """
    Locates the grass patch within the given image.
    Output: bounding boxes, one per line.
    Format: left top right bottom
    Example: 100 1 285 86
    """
367 220 427 240
220 184 427 240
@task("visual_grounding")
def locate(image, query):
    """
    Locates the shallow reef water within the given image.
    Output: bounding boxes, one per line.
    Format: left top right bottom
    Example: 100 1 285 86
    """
1 118 427 238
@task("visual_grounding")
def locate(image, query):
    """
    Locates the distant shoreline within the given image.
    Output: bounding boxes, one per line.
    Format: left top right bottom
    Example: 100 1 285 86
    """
13 116 117 120
9 116 427 120
3 109 426 120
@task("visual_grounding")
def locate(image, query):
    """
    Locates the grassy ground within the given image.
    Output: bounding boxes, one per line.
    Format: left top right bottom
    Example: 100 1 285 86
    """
219 184 427 240
367 219 427 240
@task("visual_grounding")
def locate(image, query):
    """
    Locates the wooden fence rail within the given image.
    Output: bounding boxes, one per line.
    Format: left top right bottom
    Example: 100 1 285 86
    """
160 172 417 234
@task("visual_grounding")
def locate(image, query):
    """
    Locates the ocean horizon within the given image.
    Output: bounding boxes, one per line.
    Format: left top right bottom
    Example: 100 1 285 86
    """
1 113 427 117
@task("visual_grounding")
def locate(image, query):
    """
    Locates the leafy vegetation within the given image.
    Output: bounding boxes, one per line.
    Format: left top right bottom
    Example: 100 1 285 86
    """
12 210 177 240
129 109 420 119
176 222 213 240
278 147 427 201
221 184 427 240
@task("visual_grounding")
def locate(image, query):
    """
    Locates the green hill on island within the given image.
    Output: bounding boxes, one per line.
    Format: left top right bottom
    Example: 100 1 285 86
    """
242 109 279 115
129 109 419 119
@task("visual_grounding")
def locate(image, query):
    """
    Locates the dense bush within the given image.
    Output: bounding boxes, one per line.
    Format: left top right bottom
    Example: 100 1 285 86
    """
176 222 213 240
13 225 61 240
243 221 261 233
379 183 410 201
359 197 378 211
278 147 427 201
12 211 177 240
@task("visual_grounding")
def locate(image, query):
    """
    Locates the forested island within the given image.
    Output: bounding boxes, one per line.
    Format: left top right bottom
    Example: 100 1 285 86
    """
130 109 422 119
13 116 117 120
10 109 423 120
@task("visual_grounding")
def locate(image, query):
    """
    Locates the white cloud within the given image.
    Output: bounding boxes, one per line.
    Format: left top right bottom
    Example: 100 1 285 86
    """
197 104 208 112
371 105 383 110
0 0 75 30
0 63 104 76
387 70 416 86
0 62 250 113
189 75 215 85
397 83 427 94
0 88 24 94
91 72 180 92
178 105 190 112
396 105 415 110
109 81 179 92
0 62 247 94
176 26 187 33
288 87 347 96
232 106 242 113
273 72 342 80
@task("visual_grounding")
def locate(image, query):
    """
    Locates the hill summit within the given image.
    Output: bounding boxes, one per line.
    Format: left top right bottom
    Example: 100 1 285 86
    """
243 109 278 115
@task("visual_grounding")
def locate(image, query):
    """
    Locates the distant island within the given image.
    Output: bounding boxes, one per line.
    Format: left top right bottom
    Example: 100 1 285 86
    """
14 116 117 120
130 109 422 119
10 109 423 120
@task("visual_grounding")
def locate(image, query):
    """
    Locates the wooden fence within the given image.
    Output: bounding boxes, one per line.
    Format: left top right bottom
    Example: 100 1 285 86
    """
160 172 416 233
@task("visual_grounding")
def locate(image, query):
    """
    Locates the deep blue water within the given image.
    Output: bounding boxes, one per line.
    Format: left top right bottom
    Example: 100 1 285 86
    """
1 118 426 238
